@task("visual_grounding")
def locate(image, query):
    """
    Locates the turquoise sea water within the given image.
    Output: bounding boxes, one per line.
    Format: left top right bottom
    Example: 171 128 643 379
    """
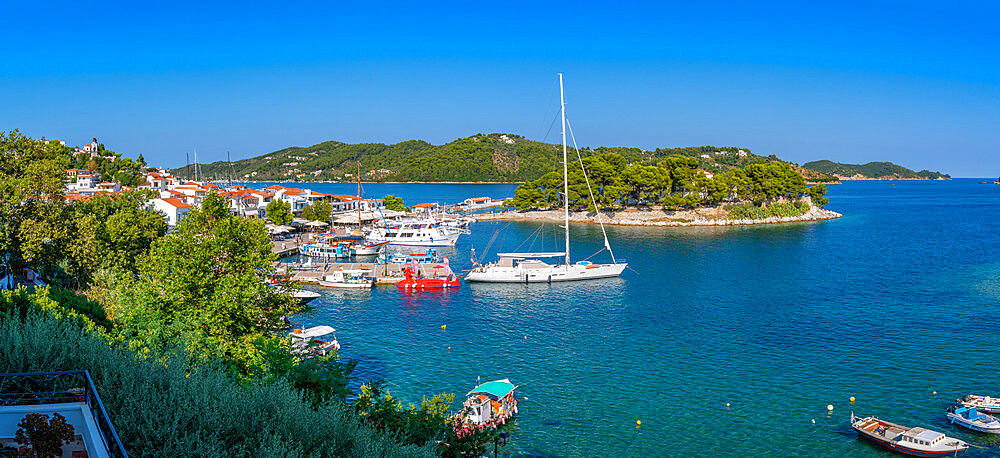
288 179 1000 456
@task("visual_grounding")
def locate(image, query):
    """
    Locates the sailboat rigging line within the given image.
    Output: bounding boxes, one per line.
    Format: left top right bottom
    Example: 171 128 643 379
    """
537 78 559 142
566 116 617 264
358 163 393 236
511 223 545 253
582 248 607 262
541 110 562 145
480 225 504 260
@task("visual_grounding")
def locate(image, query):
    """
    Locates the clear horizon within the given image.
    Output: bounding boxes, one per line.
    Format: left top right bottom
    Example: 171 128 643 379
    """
2 1 998 177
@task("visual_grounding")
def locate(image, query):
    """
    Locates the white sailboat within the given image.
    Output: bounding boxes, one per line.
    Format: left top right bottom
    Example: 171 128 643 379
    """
466 74 627 283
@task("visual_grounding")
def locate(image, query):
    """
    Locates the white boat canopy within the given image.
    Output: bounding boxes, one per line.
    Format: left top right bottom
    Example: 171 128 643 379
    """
306 220 329 227
496 252 566 258
290 325 336 338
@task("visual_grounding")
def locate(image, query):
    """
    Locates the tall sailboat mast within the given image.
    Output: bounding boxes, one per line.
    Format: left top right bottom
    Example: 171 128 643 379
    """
559 73 570 266
357 162 362 233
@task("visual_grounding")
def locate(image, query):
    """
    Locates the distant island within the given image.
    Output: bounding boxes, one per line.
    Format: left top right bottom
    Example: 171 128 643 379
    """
172 133 842 184
802 160 950 180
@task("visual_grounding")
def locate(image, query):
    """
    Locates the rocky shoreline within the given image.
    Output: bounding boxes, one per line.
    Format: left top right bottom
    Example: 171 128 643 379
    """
477 203 842 227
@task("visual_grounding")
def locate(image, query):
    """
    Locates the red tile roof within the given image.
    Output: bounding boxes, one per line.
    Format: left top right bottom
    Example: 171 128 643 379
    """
414 203 437 208
161 198 191 208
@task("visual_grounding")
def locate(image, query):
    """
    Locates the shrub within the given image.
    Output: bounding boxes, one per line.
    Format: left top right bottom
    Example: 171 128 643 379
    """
725 200 810 220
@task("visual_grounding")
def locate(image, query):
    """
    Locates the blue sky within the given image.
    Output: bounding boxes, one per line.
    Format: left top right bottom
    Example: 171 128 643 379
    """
2 1 998 176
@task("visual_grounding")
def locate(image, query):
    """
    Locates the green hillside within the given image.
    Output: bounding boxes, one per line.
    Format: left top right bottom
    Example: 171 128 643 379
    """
802 160 950 180
172 133 836 183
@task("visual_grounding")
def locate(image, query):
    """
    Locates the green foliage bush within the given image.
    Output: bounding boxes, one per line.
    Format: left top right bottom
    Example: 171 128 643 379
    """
302 200 333 221
725 201 811 220
383 195 409 212
265 199 293 225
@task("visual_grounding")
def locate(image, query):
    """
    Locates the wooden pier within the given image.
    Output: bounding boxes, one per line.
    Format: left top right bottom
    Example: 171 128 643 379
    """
276 261 454 286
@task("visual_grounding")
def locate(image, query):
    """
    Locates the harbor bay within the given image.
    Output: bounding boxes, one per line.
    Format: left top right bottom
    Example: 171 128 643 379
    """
287 179 1000 455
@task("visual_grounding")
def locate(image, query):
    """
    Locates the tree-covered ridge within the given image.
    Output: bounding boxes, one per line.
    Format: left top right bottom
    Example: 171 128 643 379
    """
507 152 829 211
802 160 950 180
173 133 562 182
172 133 837 183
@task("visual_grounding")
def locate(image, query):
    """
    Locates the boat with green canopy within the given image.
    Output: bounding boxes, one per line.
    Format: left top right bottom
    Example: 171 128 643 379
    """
455 379 518 438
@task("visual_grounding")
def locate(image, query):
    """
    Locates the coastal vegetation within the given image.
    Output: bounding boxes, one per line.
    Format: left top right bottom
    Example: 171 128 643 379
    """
802 160 950 180
302 200 333 222
506 152 828 213
265 198 294 225
726 201 809 220
0 130 505 456
172 133 840 184
383 194 410 212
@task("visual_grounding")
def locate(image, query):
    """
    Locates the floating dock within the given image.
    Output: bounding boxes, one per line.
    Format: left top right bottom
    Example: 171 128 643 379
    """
277 261 454 286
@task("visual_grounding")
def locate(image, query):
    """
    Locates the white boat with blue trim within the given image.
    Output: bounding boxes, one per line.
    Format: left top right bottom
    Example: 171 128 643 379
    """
947 405 1000 434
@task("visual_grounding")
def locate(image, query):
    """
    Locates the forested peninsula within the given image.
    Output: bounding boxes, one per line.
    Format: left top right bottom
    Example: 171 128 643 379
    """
172 133 841 184
498 151 839 225
802 160 950 180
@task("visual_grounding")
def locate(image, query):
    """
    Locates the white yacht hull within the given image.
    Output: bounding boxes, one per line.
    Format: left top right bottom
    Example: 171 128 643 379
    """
366 235 459 247
318 281 373 289
466 263 627 283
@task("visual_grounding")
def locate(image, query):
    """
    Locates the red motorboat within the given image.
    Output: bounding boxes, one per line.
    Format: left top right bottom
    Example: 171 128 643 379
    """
397 266 459 289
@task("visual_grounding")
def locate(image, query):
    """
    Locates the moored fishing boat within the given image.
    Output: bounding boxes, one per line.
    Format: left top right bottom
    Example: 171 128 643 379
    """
454 379 518 438
299 238 352 258
957 394 1000 414
850 412 968 456
289 326 340 358
947 406 1000 433
319 269 373 289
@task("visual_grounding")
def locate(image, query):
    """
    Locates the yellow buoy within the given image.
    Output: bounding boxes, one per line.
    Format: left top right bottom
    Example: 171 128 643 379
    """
850 396 855 403
636 420 641 428
725 403 731 408
441 325 446 330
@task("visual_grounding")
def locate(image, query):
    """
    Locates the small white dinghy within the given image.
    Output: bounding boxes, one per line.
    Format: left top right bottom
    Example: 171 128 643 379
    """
291 289 321 305
948 406 1000 434
958 394 1000 414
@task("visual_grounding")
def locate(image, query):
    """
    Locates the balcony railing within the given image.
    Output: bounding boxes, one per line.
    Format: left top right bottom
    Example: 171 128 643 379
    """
0 370 128 457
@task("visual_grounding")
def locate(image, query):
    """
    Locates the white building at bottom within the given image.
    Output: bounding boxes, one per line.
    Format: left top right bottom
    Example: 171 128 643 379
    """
151 197 191 226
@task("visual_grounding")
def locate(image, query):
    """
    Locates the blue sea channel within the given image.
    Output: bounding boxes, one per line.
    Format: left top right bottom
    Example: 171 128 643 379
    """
277 179 1000 456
